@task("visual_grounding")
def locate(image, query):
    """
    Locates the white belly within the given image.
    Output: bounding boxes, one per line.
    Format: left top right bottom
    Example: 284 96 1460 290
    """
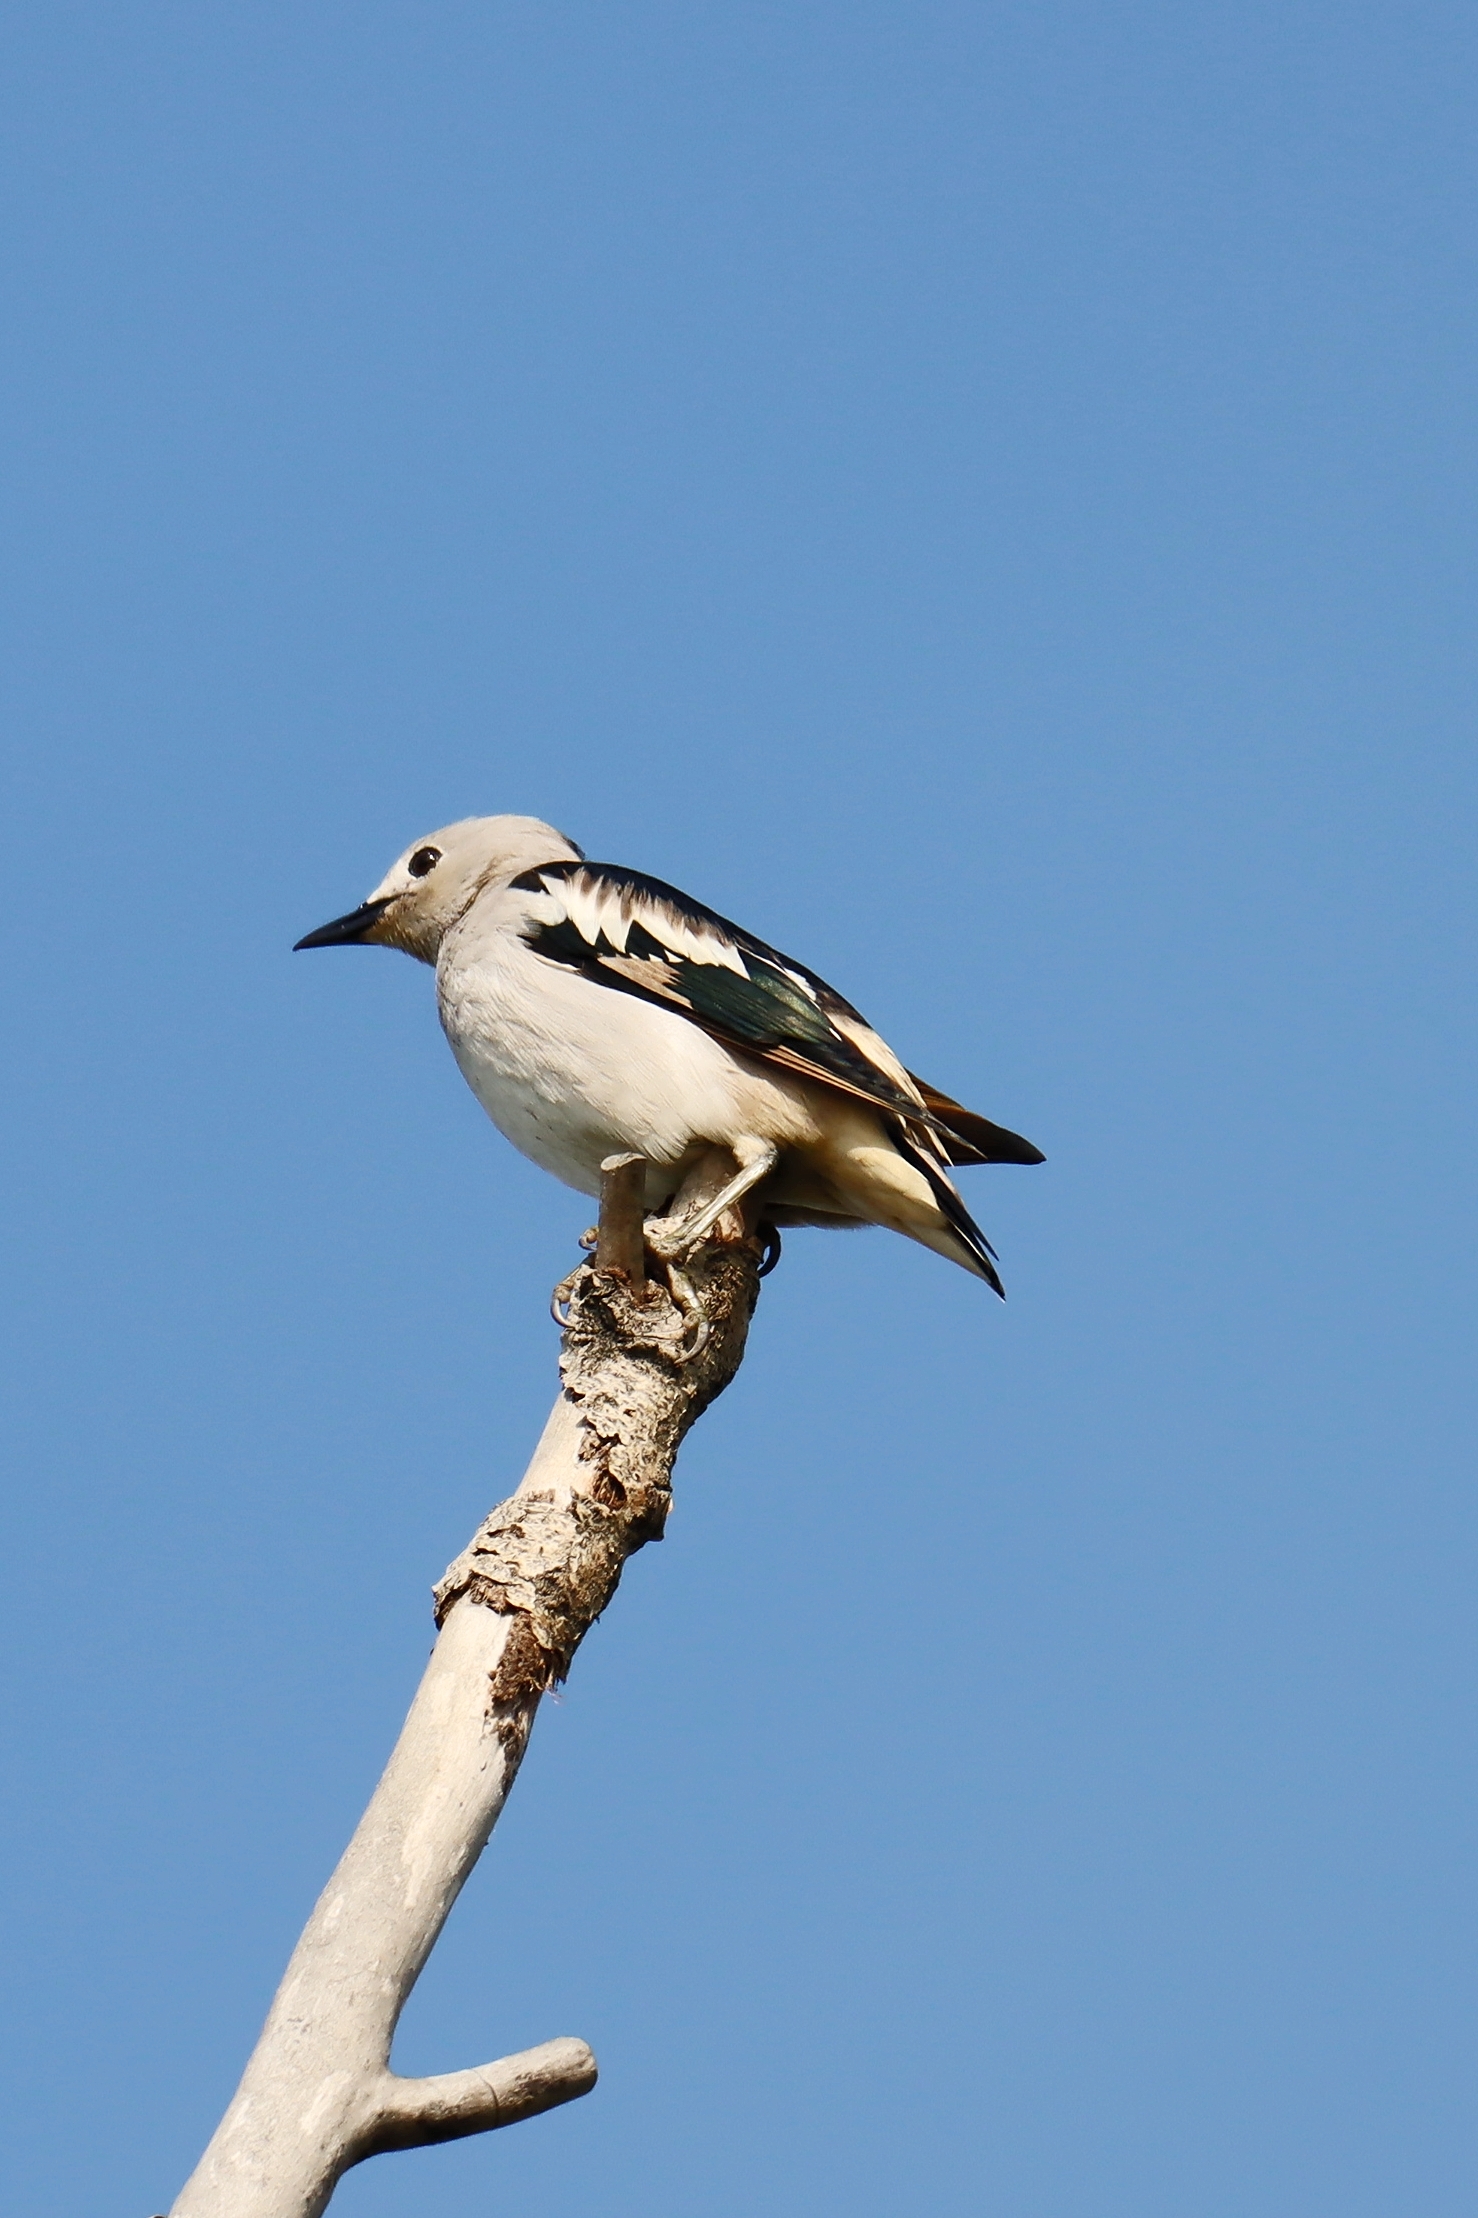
436 919 778 1203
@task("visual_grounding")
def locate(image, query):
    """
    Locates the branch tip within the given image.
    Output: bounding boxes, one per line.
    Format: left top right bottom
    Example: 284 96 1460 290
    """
596 1152 648 1290
368 2036 598 2155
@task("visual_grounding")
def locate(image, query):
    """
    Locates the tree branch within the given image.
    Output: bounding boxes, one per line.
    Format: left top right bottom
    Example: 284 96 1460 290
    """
593 1150 648 1289
165 1170 761 2218
364 2038 599 2154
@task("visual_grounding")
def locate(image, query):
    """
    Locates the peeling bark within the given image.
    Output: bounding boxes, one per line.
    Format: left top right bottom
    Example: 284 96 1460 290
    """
165 1213 761 2218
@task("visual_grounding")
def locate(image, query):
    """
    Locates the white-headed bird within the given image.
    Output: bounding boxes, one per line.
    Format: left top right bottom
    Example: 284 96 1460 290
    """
295 815 1042 1293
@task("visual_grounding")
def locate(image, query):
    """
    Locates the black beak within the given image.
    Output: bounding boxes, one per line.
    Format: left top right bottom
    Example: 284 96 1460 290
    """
293 897 396 951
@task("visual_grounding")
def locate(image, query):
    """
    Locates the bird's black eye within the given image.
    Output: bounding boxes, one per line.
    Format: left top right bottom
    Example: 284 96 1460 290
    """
407 845 442 878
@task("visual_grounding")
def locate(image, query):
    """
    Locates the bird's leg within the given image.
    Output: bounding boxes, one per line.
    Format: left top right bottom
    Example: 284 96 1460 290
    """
675 1137 779 1250
557 1145 773 1343
643 1138 778 1262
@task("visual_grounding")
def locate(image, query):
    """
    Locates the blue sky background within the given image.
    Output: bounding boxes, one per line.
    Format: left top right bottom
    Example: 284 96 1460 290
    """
2 5 1475 2213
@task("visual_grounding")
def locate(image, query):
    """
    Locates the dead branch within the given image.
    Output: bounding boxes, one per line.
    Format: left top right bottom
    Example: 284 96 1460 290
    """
165 1166 761 2218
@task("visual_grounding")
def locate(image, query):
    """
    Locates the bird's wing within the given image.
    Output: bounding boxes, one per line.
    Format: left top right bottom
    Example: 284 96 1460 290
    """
512 860 945 1127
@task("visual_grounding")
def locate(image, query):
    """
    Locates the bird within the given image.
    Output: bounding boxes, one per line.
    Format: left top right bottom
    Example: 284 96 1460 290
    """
294 815 1043 1294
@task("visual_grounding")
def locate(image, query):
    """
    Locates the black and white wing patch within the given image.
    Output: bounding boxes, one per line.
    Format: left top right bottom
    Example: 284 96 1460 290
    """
512 860 1043 1166
514 861 925 1111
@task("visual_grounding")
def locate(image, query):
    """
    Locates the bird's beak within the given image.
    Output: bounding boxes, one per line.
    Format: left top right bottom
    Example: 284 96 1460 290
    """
293 896 397 951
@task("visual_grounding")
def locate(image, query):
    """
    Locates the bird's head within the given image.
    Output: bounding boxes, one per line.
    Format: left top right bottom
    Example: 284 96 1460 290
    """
294 814 583 965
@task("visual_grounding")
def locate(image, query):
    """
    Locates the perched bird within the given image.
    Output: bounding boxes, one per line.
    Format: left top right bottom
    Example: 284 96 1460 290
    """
295 815 1042 1293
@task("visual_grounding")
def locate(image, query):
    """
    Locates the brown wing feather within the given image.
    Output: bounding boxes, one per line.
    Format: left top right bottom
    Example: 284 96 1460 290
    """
907 1076 1046 1166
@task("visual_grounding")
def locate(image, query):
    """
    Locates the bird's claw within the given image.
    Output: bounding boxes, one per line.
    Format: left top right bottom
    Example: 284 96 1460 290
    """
659 1258 710 1364
550 1264 583 1325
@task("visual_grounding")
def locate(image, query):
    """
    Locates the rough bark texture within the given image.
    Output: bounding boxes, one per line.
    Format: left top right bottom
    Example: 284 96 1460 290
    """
436 1240 760 1711
165 1229 761 2218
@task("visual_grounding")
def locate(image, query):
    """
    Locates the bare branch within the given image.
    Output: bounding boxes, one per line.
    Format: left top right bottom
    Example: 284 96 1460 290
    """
364 2037 599 2154
166 1212 761 2218
595 1151 648 1290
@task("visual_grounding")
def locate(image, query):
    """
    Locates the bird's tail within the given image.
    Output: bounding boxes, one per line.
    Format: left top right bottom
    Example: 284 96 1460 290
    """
888 1121 1007 1296
906 1076 1045 1167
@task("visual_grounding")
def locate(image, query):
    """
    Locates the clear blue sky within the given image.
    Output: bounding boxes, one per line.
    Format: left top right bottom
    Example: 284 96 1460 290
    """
2 5 1475 2213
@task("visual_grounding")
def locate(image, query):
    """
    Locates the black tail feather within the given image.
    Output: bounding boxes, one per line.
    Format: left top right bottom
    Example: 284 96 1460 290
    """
907 1076 1045 1167
890 1120 1007 1297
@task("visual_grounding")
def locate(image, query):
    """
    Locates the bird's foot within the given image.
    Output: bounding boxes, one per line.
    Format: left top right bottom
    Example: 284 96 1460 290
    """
656 1257 711 1364
642 1203 747 1265
550 1263 584 1326
552 1219 614 1321
551 1250 708 1360
640 1220 692 1264
552 1242 710 1357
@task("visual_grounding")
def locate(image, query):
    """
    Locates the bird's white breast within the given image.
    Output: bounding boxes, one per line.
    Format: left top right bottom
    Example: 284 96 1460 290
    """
435 884 784 1200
